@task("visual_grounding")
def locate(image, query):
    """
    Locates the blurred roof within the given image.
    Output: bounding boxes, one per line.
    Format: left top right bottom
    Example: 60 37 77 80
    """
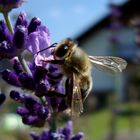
76 0 140 42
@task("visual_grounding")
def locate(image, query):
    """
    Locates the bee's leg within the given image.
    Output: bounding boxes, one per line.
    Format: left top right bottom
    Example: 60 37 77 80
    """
41 59 64 64
65 78 73 106
81 75 93 101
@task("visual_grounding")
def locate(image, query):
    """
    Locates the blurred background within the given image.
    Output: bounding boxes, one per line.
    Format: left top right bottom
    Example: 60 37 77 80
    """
0 0 140 140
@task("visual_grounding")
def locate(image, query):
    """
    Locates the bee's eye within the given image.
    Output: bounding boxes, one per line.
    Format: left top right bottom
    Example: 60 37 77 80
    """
55 45 69 58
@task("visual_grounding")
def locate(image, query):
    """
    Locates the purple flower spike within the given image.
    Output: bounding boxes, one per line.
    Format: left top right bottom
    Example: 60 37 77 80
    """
10 91 50 127
62 121 73 140
30 121 84 140
0 0 24 13
0 20 12 43
15 12 28 28
0 19 27 59
0 93 6 105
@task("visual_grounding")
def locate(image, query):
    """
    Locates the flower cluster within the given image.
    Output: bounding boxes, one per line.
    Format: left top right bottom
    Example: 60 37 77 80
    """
30 121 84 140
0 1 84 140
10 90 50 127
1 56 69 126
0 12 51 59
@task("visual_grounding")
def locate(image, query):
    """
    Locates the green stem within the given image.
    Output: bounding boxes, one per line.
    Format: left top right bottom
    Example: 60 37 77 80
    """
3 12 32 76
3 12 14 34
49 111 57 132
18 54 32 76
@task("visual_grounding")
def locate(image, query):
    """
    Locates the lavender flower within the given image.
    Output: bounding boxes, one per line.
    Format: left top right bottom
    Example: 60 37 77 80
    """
30 121 84 140
10 90 50 127
0 2 85 140
0 93 6 105
108 3 122 45
131 17 140 45
0 0 24 13
0 12 48 60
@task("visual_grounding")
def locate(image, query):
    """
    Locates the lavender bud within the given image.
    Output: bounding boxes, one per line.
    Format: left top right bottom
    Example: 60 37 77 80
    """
18 72 35 90
35 80 50 97
1 70 21 86
12 58 23 74
10 90 24 102
28 17 41 34
15 12 28 28
13 25 27 49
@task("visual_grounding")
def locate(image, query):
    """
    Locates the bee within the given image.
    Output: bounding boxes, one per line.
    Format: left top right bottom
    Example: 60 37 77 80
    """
40 38 127 116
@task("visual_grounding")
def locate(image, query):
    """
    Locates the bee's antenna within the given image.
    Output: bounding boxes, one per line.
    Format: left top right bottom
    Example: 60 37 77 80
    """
36 43 57 55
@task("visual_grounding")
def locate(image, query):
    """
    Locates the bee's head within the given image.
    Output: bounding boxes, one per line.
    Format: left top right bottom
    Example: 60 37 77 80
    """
53 38 77 60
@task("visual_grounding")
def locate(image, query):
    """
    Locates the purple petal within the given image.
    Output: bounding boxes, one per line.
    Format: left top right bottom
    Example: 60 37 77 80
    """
27 25 51 55
13 25 27 49
16 106 29 116
28 17 41 34
15 12 28 28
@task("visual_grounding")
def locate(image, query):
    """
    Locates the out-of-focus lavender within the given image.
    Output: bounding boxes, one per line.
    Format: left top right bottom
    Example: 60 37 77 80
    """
108 3 122 45
30 121 84 140
131 17 140 45
0 0 24 13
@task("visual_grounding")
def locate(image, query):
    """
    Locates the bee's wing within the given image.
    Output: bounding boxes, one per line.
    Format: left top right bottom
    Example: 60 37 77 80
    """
89 56 127 74
71 73 83 117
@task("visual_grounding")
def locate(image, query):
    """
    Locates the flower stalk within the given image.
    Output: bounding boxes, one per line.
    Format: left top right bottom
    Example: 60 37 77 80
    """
3 12 32 76
3 12 14 33
49 111 57 132
18 54 32 76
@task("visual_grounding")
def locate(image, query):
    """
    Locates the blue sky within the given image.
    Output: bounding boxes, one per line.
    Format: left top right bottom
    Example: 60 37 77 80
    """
1 0 127 43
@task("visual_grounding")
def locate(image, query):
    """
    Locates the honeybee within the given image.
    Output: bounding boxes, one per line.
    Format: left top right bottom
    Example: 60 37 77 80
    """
41 38 127 116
